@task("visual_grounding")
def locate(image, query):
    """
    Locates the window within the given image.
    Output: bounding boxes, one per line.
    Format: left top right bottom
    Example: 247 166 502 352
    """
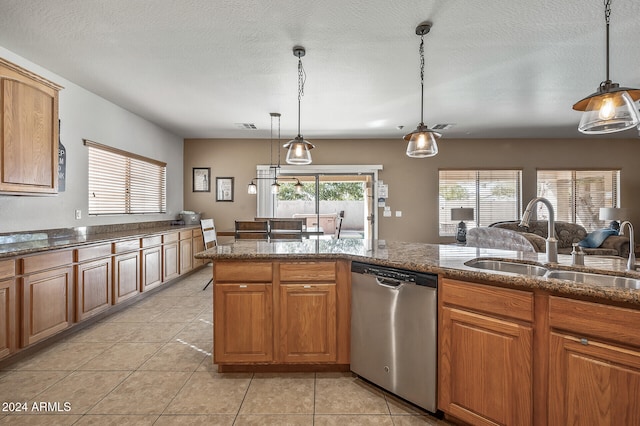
85 140 167 215
536 170 620 231
439 170 522 236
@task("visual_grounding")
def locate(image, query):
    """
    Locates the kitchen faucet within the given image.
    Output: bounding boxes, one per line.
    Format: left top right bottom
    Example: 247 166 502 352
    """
619 221 636 271
520 197 558 263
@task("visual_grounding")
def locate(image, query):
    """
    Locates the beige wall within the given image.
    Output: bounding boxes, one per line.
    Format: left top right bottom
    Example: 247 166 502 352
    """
184 137 640 243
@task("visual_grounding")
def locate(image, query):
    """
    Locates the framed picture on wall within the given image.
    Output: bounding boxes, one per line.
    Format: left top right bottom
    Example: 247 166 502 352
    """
192 167 211 192
216 177 234 202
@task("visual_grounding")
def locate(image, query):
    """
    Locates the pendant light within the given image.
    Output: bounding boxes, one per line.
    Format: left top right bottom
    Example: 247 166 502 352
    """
573 0 640 134
283 46 314 165
404 22 441 158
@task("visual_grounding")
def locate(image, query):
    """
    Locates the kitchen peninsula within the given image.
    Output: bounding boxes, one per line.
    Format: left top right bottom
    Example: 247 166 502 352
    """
197 239 640 426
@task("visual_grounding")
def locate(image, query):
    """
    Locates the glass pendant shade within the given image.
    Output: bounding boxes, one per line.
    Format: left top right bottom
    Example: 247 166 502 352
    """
271 182 280 194
575 89 640 134
295 181 304 193
284 136 314 165
404 125 441 158
247 182 257 195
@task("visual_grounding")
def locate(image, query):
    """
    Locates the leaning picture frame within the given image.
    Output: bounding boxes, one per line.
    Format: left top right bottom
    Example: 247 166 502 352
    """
192 167 211 192
216 177 234 202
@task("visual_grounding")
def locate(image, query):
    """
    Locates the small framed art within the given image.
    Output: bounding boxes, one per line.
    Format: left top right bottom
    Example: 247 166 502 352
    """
192 167 211 192
216 177 234 202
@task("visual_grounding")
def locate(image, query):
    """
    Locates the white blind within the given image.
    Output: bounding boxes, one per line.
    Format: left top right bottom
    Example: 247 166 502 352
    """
439 170 522 236
85 140 167 215
537 170 619 231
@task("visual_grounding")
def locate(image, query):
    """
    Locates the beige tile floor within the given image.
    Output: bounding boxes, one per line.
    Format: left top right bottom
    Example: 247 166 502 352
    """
0 267 451 425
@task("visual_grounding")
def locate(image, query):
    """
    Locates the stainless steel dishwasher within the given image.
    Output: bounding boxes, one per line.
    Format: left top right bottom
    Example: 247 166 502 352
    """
350 261 438 413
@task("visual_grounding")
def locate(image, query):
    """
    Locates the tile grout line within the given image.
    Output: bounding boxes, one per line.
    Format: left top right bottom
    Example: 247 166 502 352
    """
232 372 255 425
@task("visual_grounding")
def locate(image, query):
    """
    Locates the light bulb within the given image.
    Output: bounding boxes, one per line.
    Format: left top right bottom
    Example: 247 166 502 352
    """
295 144 303 156
598 96 616 120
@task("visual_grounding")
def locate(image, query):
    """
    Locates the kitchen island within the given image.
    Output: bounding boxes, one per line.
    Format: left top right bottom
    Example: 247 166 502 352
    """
196 238 640 426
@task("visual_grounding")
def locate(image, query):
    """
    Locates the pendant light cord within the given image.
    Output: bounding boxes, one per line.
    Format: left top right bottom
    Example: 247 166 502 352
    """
604 0 611 83
297 57 306 137
419 33 425 126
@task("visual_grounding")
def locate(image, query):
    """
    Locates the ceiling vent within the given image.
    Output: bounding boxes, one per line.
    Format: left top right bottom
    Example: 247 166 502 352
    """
432 123 455 130
234 123 257 130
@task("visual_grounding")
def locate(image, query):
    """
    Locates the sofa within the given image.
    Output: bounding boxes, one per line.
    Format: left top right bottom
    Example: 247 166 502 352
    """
466 220 630 257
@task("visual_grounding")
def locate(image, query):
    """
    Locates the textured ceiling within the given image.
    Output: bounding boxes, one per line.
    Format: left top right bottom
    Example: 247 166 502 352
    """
0 0 639 140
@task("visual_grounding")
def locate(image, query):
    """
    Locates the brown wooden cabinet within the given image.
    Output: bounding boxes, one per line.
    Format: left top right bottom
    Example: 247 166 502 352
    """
21 251 74 346
548 296 640 425
75 243 112 321
439 278 533 426
162 232 179 282
179 230 193 274
213 260 349 369
214 262 273 364
141 235 163 292
112 239 140 304
0 58 62 195
278 262 337 363
0 259 17 359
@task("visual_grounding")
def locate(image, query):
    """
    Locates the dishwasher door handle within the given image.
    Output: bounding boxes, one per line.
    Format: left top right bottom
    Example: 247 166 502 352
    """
375 276 404 289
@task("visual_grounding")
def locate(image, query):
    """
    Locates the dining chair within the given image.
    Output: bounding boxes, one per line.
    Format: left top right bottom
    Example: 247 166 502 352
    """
268 218 303 240
200 218 217 290
235 220 269 240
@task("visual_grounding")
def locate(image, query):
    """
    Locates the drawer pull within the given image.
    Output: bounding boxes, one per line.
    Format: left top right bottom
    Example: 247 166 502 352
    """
239 285 247 288
580 338 589 346
304 285 312 289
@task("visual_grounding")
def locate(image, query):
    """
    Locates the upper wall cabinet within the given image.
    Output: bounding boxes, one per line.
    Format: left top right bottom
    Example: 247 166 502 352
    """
0 58 63 195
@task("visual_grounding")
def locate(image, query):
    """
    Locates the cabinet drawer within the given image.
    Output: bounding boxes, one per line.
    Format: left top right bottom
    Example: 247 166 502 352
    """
0 259 15 280
22 250 73 274
441 278 533 322
179 230 193 240
163 232 179 243
279 261 336 282
76 243 111 262
215 262 272 282
192 228 202 238
142 235 162 248
113 239 140 254
549 296 640 347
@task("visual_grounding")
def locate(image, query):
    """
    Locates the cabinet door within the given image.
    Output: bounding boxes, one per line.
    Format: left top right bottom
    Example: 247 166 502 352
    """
162 242 179 282
113 252 140 304
76 257 112 321
549 333 640 426
0 61 60 194
439 305 533 426
179 237 193 274
0 278 17 359
278 283 337 363
214 283 273 364
141 246 162 292
21 266 73 346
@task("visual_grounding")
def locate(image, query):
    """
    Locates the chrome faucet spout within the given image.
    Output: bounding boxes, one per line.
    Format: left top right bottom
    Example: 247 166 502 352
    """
522 197 558 263
620 221 636 271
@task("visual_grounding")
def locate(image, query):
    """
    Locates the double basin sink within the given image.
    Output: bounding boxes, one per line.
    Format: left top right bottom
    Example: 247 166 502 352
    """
465 259 640 290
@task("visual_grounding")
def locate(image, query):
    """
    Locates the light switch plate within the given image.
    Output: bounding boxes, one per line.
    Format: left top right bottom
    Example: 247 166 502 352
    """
75 209 81 220
395 211 402 217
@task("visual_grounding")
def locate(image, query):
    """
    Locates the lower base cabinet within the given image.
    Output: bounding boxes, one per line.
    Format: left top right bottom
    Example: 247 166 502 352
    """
21 265 74 347
113 252 140 304
76 258 112 321
213 260 347 367
141 245 162 292
214 283 273 363
548 296 640 425
439 278 533 426
0 277 17 359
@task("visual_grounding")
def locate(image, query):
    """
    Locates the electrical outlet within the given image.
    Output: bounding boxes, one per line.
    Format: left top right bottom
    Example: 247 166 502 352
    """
75 209 81 220
395 211 402 217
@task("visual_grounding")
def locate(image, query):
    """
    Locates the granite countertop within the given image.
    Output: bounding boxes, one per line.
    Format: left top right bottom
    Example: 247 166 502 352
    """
0 223 200 258
195 239 640 306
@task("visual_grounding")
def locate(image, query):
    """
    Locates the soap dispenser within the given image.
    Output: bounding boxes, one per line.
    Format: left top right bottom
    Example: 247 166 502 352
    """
571 243 584 266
